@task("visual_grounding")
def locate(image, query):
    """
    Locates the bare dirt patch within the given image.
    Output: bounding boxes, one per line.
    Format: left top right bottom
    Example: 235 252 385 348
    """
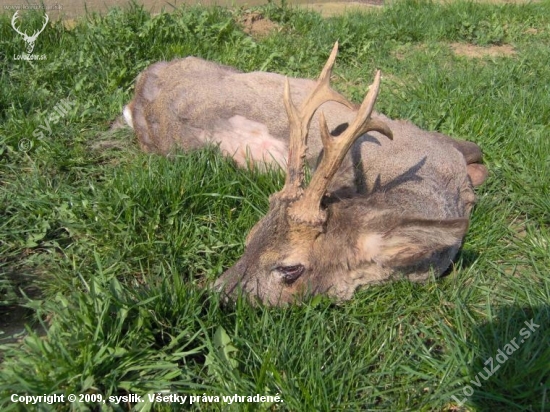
459 0 540 3
450 43 516 58
298 1 382 17
239 12 279 37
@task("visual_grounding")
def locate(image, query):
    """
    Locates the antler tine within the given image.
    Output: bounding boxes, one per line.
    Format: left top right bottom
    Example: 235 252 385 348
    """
276 42 357 201
289 70 393 226
300 42 357 120
277 77 305 200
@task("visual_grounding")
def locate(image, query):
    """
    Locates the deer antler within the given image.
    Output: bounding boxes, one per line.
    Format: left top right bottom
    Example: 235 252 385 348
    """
276 42 357 201
288 64 393 226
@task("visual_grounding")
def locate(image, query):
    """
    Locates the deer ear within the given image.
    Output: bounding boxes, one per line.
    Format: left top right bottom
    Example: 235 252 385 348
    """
358 218 469 267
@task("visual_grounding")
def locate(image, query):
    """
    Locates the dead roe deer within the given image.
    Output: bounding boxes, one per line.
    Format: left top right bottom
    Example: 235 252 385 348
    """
123 43 488 305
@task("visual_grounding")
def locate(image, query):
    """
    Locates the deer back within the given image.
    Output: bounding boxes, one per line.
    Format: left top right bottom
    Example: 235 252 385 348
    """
125 56 485 189
126 57 367 167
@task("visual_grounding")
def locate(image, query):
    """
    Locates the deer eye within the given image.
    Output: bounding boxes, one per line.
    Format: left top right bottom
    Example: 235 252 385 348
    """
276 264 304 284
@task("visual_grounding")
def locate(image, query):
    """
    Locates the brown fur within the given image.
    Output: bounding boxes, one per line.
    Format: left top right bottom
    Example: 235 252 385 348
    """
123 57 487 186
123 54 488 305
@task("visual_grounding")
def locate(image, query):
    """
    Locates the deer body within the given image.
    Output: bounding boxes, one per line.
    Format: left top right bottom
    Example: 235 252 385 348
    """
123 46 487 305
125 56 355 167
124 56 486 186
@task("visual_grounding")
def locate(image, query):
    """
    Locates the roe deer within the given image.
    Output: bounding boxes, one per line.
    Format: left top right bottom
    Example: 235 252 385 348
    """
122 48 487 188
209 43 487 305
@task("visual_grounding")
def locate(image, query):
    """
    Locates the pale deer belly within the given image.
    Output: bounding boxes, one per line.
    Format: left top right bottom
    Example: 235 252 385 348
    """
207 115 288 168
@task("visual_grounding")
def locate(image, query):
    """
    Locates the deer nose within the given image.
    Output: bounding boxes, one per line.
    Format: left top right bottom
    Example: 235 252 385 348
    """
213 258 248 297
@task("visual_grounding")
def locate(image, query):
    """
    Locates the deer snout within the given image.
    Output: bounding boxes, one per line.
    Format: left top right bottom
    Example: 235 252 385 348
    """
213 258 249 300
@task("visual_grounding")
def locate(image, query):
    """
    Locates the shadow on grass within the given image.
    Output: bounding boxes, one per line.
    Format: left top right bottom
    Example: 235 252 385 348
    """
455 305 550 411
439 247 479 280
0 268 45 347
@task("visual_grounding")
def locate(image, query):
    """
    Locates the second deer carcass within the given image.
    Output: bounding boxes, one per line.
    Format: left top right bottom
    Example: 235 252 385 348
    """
212 44 486 305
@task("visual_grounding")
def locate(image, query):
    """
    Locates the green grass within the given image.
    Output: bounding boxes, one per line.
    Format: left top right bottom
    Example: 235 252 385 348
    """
1 0 549 410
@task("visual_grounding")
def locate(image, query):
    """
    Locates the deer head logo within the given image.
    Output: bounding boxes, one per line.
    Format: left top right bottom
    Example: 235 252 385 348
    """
11 11 49 54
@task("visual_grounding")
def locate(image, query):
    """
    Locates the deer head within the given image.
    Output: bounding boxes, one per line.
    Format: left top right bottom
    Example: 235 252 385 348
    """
11 11 49 54
214 43 470 305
